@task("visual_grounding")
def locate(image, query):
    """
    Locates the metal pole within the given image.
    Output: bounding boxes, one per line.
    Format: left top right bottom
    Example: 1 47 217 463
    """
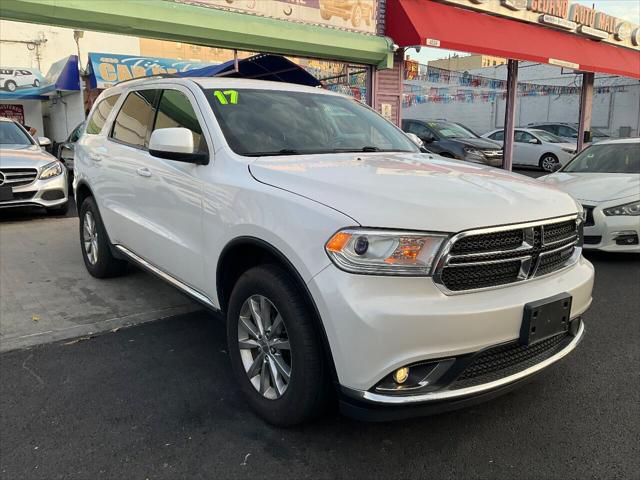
502 59 518 171
577 72 595 152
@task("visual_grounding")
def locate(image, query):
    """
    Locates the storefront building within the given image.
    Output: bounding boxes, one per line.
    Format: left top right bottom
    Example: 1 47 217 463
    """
385 0 640 167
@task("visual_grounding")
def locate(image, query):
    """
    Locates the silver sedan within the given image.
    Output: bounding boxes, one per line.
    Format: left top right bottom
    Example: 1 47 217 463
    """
0 117 68 214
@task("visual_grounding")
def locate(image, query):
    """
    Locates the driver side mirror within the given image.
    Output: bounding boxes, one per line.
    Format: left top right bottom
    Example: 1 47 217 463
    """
149 128 208 165
421 135 435 144
60 145 74 161
528 138 541 145
405 133 424 148
37 136 51 147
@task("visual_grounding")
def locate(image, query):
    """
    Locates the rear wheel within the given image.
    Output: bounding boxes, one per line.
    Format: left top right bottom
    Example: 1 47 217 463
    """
5 80 16 92
79 196 128 278
539 153 559 172
226 265 329 426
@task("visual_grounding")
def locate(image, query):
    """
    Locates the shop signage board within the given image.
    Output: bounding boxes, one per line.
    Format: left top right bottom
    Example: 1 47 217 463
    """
0 104 25 123
88 53 216 89
170 0 379 35
436 0 640 51
0 67 50 100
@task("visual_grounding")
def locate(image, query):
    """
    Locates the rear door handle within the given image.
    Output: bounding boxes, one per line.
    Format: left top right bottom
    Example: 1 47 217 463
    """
89 154 104 162
136 167 152 177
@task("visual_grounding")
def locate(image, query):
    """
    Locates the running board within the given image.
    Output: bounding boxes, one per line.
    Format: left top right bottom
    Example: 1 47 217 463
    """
114 245 218 311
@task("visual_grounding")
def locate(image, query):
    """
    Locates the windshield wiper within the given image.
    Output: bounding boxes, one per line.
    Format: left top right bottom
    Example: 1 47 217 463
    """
329 146 383 153
244 149 302 157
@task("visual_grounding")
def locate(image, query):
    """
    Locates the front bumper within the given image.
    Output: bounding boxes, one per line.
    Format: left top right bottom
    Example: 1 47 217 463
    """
0 170 68 209
308 255 593 413
582 201 640 252
340 319 584 421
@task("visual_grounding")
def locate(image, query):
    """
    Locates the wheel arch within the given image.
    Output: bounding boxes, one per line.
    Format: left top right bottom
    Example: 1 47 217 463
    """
75 180 94 210
216 236 339 383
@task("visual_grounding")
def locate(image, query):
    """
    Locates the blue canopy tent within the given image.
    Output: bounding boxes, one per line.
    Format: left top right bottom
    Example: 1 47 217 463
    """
176 54 321 87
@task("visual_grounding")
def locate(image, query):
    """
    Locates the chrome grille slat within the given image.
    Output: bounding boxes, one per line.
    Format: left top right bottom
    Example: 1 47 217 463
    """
0 168 38 188
434 215 581 294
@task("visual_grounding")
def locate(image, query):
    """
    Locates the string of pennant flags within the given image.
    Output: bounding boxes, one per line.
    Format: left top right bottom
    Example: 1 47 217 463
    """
403 61 631 106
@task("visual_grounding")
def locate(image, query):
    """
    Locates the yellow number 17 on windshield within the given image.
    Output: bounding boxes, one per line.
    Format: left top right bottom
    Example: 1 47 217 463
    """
213 90 239 105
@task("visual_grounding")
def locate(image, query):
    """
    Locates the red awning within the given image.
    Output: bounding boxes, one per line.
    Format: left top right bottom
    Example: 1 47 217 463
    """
386 0 640 79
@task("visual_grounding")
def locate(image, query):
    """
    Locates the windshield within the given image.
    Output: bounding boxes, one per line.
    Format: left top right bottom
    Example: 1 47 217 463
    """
0 121 33 146
428 122 478 139
532 130 564 143
563 143 640 174
205 89 419 156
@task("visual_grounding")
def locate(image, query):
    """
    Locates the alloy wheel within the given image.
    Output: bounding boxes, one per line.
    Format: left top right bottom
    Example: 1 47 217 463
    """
82 211 99 265
237 295 292 399
542 156 558 172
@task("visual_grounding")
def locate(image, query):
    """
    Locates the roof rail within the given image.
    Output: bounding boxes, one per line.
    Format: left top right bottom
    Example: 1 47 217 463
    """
114 73 186 86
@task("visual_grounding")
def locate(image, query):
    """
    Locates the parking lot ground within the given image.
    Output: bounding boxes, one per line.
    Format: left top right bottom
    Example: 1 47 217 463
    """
0 251 638 480
0 215 201 352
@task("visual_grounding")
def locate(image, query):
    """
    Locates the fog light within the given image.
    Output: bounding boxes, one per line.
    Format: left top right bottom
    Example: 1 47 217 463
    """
393 367 410 384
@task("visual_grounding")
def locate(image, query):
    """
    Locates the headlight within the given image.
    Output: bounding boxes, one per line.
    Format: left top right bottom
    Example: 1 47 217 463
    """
39 161 63 180
603 201 640 216
325 228 448 276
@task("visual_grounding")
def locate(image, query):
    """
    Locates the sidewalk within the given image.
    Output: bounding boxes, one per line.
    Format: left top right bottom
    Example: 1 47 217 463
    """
0 217 202 352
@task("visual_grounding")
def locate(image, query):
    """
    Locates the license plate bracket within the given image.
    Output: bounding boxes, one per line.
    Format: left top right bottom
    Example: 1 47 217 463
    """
0 185 14 202
520 293 572 345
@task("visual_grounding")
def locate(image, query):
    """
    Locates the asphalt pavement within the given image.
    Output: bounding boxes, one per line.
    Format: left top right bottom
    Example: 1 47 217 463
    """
1 251 638 480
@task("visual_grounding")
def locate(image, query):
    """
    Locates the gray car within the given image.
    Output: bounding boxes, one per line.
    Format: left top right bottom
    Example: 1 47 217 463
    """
0 117 68 214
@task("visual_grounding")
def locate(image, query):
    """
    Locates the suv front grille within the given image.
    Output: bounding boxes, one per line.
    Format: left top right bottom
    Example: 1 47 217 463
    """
435 216 580 293
0 168 38 188
451 332 570 389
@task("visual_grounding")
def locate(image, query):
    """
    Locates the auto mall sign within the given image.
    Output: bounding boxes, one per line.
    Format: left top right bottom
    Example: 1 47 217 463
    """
437 0 640 50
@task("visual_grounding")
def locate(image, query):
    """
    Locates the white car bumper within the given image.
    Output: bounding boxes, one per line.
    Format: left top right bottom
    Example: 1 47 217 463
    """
308 256 594 415
582 201 640 252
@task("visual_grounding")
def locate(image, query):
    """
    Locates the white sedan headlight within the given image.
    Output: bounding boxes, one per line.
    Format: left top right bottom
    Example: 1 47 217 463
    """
39 161 64 180
603 200 640 216
325 229 448 276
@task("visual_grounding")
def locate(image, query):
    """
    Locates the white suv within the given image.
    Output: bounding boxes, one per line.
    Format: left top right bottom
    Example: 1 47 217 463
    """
75 78 594 425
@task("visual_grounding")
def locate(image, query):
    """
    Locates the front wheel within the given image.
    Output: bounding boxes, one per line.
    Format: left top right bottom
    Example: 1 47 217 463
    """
539 153 559 172
226 265 330 426
79 196 128 278
5 81 16 92
33 79 40 87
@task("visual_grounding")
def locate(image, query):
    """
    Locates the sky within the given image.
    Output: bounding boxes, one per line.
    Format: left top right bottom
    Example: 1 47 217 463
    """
406 0 640 64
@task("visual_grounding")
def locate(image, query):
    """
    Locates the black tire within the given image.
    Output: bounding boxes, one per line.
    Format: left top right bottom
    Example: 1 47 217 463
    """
5 80 16 92
79 196 128 278
226 265 330 426
539 153 559 172
33 79 40 87
46 202 69 216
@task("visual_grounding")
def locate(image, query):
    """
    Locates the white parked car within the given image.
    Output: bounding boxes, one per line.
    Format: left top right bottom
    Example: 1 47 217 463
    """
74 78 594 425
0 117 68 214
540 138 640 252
483 128 576 172
0 68 41 92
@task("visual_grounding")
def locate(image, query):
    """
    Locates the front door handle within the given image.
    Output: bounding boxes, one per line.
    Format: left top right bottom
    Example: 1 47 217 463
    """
136 167 152 177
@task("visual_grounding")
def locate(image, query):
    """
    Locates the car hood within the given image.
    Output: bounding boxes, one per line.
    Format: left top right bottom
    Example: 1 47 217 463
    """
249 152 578 232
539 172 640 202
0 145 56 168
447 137 501 150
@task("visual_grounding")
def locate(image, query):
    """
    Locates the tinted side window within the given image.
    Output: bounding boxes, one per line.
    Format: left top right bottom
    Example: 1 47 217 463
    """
111 90 159 148
489 131 504 141
515 131 534 143
154 90 207 153
558 125 577 138
86 95 121 135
